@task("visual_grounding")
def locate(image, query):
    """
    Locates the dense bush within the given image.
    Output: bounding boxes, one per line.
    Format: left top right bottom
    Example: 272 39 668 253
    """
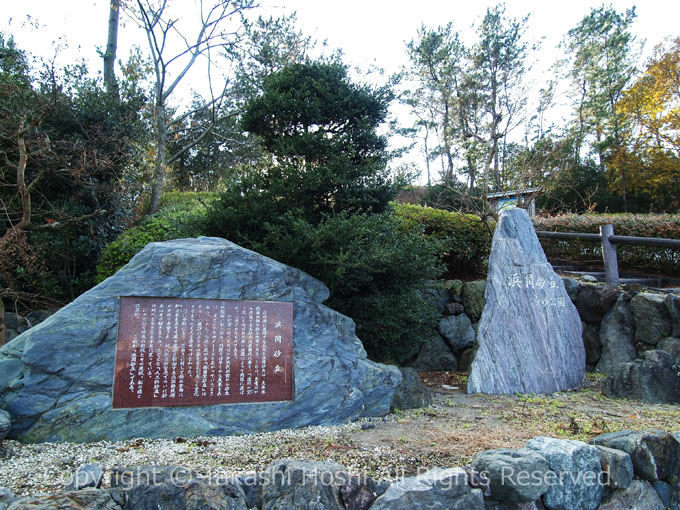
253 211 445 363
96 192 214 281
0 34 149 310
534 213 680 276
393 203 492 278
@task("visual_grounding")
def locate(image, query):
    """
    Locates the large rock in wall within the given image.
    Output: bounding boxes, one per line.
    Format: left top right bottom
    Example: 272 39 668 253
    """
467 208 585 395
0 237 400 443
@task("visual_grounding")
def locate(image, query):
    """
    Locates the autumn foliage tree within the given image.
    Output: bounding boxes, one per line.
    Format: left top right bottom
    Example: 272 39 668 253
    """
612 37 680 210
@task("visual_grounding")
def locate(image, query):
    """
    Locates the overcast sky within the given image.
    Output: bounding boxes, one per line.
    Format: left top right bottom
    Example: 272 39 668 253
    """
2 1 678 180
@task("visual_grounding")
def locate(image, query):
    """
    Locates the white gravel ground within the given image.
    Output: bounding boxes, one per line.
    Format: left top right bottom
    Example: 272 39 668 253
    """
0 422 373 497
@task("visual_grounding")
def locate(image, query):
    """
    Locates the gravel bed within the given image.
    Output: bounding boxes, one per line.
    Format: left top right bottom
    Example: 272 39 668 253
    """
0 421 379 497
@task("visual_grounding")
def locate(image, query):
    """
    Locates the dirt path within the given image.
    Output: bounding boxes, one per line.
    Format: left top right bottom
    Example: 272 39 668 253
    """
346 372 680 478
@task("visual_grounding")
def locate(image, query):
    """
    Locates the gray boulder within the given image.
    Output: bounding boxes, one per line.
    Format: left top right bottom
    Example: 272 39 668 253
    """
658 337 680 361
0 238 400 442
562 277 580 303
590 430 680 482
468 209 585 395
599 480 664 510
6 489 121 510
594 446 633 489
652 481 672 507
445 279 464 300
0 410 9 441
471 448 552 503
457 346 477 372
596 294 637 374
631 293 673 347
111 465 194 489
65 463 103 491
602 350 680 404
666 294 680 337
406 332 457 372
122 478 248 510
370 467 484 509
439 314 475 352
340 475 383 510
582 323 601 366
462 281 486 323
260 460 347 510
391 368 432 410
484 502 546 510
525 436 602 510
0 489 17 510
576 284 620 323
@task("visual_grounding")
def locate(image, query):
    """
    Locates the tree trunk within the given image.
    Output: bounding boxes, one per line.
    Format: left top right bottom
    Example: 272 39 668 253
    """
104 0 120 99
148 105 167 215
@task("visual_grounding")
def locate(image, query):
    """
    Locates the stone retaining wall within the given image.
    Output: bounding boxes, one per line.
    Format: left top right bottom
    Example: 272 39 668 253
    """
407 278 680 403
2 430 678 509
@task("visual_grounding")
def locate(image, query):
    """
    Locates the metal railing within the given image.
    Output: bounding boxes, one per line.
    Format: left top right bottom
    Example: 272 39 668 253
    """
535 224 680 286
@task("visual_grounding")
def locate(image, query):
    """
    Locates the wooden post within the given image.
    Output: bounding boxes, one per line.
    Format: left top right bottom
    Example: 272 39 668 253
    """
600 224 619 286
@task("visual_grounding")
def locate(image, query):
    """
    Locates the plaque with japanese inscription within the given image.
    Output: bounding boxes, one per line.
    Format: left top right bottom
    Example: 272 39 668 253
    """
112 296 294 409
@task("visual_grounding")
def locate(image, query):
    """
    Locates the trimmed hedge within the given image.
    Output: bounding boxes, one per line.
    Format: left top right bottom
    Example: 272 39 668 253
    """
95 192 215 281
392 203 492 278
533 213 680 276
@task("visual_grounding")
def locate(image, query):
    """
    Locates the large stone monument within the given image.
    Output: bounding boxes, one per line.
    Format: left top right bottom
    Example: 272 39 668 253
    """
0 238 401 442
467 208 585 394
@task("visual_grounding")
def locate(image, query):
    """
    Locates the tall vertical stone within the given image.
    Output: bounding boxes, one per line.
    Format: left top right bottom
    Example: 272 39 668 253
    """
467 208 585 394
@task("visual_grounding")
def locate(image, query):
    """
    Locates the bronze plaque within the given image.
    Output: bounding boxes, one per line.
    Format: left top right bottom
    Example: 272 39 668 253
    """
112 296 294 409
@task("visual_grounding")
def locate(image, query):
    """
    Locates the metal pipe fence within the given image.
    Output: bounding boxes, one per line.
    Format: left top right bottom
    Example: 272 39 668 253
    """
535 225 680 286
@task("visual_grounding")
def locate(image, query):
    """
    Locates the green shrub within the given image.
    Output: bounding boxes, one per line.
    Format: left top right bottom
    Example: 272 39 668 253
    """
392 203 492 278
533 213 680 276
251 211 445 364
96 193 213 281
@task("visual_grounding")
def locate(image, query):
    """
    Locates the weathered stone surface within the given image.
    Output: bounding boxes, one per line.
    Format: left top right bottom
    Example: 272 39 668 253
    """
582 323 601 366
260 460 347 510
0 410 10 442
421 283 450 315
123 478 248 510
484 502 546 510
391 368 432 410
562 278 580 303
110 465 194 489
666 294 680 337
6 489 121 510
462 281 486 323
65 463 103 491
525 437 602 510
444 302 465 316
370 467 484 510
467 209 585 395
457 346 477 372
471 448 551 503
340 475 381 510
576 285 620 323
0 238 401 442
0 488 17 510
652 481 672 507
599 480 664 510
631 293 673 347
405 332 457 372
659 337 680 361
445 279 464 299
596 294 637 374
439 314 475 352
590 430 680 482
602 350 680 404
594 445 633 489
